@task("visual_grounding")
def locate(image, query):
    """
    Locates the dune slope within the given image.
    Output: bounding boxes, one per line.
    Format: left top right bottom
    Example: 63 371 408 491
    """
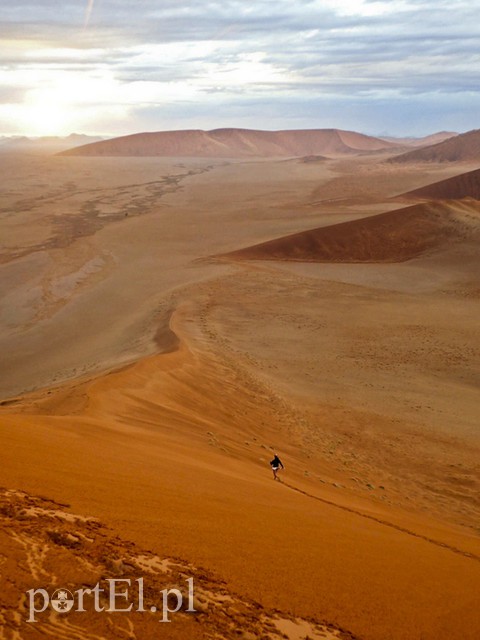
222 200 480 263
390 128 480 163
380 131 457 147
1 307 480 640
402 167 480 200
59 128 396 158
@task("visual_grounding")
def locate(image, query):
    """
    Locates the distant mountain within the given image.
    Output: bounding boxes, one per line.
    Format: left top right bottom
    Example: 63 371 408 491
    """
401 168 480 200
389 129 480 163
0 134 104 154
59 128 397 158
380 131 458 147
0 135 29 147
221 201 480 263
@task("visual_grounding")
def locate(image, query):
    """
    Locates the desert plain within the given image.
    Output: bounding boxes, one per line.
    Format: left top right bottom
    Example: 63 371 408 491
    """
0 130 479 639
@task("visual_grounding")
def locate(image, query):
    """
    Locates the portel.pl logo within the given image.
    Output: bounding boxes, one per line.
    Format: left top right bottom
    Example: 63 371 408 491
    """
26 577 195 623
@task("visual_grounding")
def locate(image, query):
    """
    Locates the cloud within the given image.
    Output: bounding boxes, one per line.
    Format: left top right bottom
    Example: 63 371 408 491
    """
0 86 27 104
0 0 479 135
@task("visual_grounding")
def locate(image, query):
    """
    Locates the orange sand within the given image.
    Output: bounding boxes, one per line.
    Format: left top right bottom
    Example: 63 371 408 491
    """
1 148 479 639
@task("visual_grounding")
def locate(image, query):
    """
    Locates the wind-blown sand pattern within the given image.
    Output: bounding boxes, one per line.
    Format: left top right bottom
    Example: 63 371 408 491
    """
1 488 349 639
1 147 479 639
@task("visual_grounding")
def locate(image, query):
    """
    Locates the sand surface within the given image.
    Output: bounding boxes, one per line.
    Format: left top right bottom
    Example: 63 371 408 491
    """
1 150 479 639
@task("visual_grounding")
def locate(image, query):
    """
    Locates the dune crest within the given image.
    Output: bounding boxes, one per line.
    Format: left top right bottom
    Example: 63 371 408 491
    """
59 127 396 158
390 128 480 163
380 131 458 147
222 200 480 263
401 167 480 200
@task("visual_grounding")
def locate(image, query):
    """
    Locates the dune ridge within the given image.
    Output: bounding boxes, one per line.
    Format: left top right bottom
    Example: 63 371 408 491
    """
402 167 480 200
59 127 396 158
390 128 480 163
222 200 480 263
380 131 458 147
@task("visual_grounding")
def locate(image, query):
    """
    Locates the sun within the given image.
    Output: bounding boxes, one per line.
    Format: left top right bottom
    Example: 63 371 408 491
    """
10 68 117 137
22 100 74 137
11 74 84 137
0 88 79 137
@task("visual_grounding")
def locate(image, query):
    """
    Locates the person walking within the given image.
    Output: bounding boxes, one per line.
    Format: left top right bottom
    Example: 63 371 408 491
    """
270 453 284 481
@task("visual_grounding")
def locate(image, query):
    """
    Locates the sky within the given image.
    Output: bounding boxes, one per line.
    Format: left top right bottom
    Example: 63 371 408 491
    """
1 0 479 138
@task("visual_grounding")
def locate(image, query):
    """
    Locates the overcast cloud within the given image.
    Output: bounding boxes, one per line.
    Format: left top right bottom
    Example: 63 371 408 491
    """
1 0 479 136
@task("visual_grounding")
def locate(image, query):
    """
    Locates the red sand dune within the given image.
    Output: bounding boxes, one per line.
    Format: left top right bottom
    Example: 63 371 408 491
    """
390 129 480 163
59 128 396 158
402 168 480 200
380 131 457 147
222 201 480 263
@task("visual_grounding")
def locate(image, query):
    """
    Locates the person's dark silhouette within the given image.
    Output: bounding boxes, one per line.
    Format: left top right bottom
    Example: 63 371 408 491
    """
270 453 284 480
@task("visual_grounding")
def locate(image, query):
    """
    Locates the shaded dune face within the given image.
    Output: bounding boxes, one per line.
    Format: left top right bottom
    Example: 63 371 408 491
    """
59 128 397 158
390 129 480 163
222 201 480 263
402 168 480 200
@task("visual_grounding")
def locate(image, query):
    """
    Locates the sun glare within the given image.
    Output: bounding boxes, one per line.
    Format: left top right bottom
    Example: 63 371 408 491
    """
23 101 73 137
6 70 111 137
